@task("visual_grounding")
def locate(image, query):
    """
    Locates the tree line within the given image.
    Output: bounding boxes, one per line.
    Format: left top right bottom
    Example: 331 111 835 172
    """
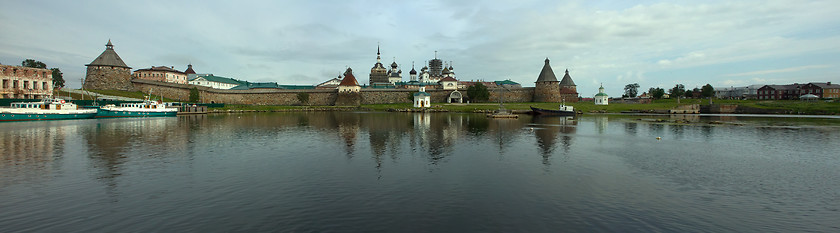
623 83 714 101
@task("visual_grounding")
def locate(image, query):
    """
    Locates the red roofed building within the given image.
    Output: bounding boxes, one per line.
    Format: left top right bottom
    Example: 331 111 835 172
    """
338 67 360 93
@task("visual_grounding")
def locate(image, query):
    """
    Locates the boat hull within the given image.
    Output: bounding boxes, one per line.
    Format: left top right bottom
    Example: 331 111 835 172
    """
0 112 98 121
530 106 576 116
96 108 177 118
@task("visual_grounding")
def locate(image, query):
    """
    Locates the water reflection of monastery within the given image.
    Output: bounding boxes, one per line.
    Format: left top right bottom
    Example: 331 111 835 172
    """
531 116 577 165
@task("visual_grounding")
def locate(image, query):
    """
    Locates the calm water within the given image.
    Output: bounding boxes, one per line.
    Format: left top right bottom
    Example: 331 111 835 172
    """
1 113 839 232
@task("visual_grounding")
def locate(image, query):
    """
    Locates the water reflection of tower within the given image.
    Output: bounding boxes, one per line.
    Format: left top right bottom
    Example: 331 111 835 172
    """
336 113 361 157
532 116 577 165
594 116 608 134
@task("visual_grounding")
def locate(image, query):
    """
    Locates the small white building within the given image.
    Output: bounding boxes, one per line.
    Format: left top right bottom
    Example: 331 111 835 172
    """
595 84 609 105
440 76 458 90
188 75 242 89
414 85 431 107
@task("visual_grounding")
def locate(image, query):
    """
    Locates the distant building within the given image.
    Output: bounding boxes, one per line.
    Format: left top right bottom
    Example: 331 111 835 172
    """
714 85 763 99
339 67 361 93
801 82 840 99
316 75 343 89
440 76 458 90
184 64 197 80
534 58 577 102
387 61 402 84
0 64 53 99
757 84 802 100
133 66 188 84
369 46 389 86
594 84 608 105
413 85 431 107
84 40 133 91
189 75 242 89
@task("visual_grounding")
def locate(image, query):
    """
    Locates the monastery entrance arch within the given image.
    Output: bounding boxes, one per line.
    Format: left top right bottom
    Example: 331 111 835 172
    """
448 91 462 103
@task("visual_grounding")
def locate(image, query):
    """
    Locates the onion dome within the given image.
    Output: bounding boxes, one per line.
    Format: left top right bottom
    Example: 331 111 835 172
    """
409 67 417 75
391 61 398 68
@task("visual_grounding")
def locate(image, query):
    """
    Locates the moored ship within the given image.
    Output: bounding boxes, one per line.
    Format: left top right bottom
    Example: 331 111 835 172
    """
0 98 98 121
96 96 177 117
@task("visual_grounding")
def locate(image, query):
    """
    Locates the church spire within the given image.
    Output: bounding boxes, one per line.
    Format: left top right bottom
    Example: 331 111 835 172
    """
376 43 381 63
106 39 113 49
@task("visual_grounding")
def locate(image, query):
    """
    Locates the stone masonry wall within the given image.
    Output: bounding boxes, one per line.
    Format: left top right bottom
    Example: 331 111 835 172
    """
534 81 561 102
488 87 534 103
85 66 134 91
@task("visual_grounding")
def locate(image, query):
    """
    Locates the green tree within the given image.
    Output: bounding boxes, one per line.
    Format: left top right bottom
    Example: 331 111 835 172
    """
624 83 640 98
701 84 715 98
467 82 490 102
21 59 46 69
50 68 65 88
189 87 200 103
670 84 685 103
649 87 665 99
296 92 310 105
685 89 694 99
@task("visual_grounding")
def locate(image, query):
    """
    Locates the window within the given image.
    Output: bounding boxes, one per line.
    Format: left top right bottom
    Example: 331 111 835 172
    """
2 79 7 88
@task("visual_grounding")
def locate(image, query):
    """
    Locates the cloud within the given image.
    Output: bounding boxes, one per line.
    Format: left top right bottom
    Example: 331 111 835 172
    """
724 65 832 77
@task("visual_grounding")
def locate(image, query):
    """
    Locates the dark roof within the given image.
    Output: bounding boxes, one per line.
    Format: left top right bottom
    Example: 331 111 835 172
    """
192 75 243 85
536 58 557 82
761 84 800 90
440 77 458 82
86 40 130 68
806 82 840 88
559 69 576 86
494 79 519 85
184 64 196 74
135 66 186 74
339 68 359 86
391 61 398 68
409 67 417 74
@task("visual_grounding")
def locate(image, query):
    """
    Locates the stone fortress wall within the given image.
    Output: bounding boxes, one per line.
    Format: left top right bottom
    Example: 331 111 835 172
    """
132 79 536 105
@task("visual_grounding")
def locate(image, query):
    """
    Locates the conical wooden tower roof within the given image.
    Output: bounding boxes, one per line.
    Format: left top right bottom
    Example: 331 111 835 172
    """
86 40 130 68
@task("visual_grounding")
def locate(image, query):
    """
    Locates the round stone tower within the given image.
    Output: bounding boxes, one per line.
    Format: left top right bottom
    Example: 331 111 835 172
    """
533 58 562 102
84 40 134 91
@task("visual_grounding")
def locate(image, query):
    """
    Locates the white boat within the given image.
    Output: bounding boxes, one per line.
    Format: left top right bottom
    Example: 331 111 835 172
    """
0 97 98 121
96 96 178 118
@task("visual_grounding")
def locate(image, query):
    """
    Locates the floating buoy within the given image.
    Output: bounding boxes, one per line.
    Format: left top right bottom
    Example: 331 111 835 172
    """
656 137 661 140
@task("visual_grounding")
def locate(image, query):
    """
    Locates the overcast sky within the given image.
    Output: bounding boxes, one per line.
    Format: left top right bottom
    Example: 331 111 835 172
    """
1 0 838 97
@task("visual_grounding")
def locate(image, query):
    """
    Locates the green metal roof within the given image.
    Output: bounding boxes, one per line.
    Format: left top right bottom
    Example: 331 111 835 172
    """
413 92 431 97
231 82 280 90
495 80 520 85
595 92 609 97
278 85 315 89
193 75 244 85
